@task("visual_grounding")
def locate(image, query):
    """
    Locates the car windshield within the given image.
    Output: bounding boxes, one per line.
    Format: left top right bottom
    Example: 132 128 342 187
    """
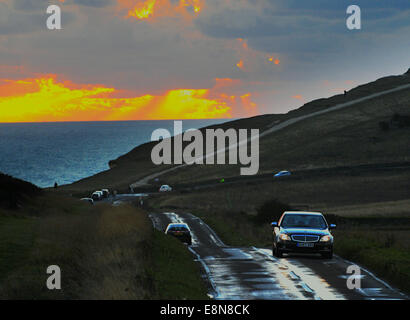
281 214 327 229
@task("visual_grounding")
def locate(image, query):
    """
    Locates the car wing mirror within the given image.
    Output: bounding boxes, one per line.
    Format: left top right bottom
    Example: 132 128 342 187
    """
329 224 336 229
271 222 278 228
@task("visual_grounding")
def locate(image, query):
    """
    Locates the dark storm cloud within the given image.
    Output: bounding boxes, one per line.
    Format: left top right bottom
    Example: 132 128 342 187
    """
1 0 409 117
12 0 112 12
196 8 343 39
13 0 49 12
1 0 100 36
195 0 410 55
273 0 410 11
0 2 50 34
0 1 76 35
73 0 113 8
198 0 410 37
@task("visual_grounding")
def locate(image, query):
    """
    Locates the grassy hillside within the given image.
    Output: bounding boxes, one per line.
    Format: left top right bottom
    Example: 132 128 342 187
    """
0 194 150 299
61 70 410 193
0 175 207 299
0 173 41 209
160 79 410 184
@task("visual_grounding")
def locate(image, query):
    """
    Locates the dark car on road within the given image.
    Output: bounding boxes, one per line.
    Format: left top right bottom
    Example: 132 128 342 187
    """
272 211 336 259
91 191 102 201
101 189 110 198
165 223 192 245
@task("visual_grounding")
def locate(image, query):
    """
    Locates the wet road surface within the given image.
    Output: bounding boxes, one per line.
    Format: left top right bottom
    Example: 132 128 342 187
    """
150 212 408 300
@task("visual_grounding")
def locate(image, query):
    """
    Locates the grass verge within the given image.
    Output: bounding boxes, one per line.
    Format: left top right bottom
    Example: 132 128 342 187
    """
333 228 410 293
146 230 209 300
0 192 208 299
0 216 35 284
0 196 153 299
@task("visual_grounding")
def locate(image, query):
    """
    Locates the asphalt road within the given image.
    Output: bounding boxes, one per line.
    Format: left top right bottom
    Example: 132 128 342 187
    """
131 161 410 194
149 212 408 300
91 193 149 206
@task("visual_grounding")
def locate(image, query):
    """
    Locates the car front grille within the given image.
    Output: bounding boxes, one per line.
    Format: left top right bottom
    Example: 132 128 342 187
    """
291 234 320 242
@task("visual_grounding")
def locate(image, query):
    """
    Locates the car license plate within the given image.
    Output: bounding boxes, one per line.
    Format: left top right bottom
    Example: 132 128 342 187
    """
297 243 314 248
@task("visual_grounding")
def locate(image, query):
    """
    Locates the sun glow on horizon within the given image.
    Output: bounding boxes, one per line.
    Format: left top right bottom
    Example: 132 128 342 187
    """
0 75 258 122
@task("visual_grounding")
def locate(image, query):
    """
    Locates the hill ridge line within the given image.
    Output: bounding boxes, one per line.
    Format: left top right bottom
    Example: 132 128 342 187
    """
131 83 410 188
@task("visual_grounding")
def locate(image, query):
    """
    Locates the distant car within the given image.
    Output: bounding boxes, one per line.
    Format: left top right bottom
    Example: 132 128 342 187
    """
101 189 110 198
159 185 172 192
91 191 103 201
274 170 291 177
80 198 94 205
272 211 336 259
165 223 192 245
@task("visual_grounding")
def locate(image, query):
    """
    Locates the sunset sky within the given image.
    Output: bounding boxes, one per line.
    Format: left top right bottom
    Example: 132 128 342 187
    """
0 0 409 122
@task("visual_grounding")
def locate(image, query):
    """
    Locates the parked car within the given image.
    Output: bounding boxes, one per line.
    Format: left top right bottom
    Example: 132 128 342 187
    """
274 170 291 177
165 223 192 245
80 198 94 205
101 189 110 198
272 211 336 259
91 191 103 201
159 185 172 192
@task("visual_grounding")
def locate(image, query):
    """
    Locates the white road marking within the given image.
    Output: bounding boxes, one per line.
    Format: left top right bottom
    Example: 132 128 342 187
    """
256 248 346 300
338 256 408 299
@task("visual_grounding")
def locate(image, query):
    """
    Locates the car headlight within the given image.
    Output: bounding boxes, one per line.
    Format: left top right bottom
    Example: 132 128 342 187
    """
320 235 332 242
279 234 291 241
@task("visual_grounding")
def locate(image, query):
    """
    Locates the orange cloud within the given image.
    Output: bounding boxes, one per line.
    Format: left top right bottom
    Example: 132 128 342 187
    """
240 93 257 115
236 59 244 70
231 39 281 73
128 0 156 19
214 78 242 89
268 55 280 65
117 0 203 21
237 38 248 50
0 75 258 122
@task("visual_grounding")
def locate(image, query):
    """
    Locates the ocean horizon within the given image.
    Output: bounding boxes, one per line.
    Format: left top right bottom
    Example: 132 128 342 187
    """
0 119 229 188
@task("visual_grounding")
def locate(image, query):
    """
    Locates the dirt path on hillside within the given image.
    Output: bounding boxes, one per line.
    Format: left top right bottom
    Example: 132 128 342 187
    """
131 83 410 188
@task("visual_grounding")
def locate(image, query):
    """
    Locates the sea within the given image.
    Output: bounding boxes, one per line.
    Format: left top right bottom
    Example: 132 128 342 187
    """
0 120 228 188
